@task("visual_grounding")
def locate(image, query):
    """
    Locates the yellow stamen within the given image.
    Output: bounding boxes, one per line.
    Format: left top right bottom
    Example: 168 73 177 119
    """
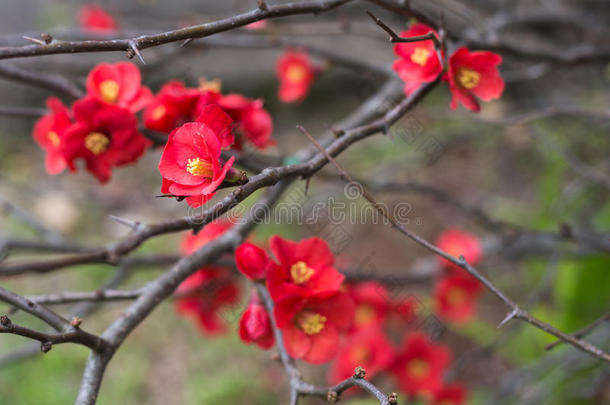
406 358 430 379
457 68 480 89
48 131 60 148
186 157 213 177
297 312 326 335
411 47 431 66
290 261 315 284
151 105 166 121
354 305 375 326
99 80 120 103
447 286 466 306
198 78 222 93
84 132 109 155
286 64 307 83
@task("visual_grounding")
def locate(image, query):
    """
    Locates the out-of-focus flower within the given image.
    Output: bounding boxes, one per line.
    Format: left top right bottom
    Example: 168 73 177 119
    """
276 51 316 103
78 4 117 33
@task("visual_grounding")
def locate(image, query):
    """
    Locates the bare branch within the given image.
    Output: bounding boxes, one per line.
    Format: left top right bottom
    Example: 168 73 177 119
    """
0 62 84 98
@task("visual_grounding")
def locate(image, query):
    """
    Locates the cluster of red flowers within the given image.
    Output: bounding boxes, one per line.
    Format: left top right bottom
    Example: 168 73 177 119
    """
33 62 152 182
434 228 484 323
33 61 275 206
235 236 354 363
174 220 241 334
393 23 504 112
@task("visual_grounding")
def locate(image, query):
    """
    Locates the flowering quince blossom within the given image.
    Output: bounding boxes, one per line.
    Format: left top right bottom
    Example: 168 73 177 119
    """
431 383 467 405
435 228 483 287
78 4 117 33
175 222 240 334
447 47 504 112
347 282 391 331
266 235 345 301
32 98 72 175
86 62 153 113
158 110 236 207
434 274 482 323
238 291 275 349
391 332 452 397
276 51 316 103
213 93 275 149
144 81 203 133
60 97 150 183
235 242 274 281
392 24 442 95
175 266 240 334
274 291 354 364
328 328 394 384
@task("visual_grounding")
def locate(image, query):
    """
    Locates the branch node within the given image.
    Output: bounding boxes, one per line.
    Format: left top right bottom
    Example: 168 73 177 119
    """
326 391 338 403
0 314 11 327
71 317 82 327
258 0 269 11
40 341 52 353
353 366 366 379
40 33 53 44
388 392 398 404
332 127 345 138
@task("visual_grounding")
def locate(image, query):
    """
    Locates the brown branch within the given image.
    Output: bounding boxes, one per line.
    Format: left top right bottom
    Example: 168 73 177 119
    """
0 105 46 117
0 315 104 352
366 10 441 48
0 62 84 98
297 124 610 364
26 289 144 306
546 313 610 351
0 0 352 61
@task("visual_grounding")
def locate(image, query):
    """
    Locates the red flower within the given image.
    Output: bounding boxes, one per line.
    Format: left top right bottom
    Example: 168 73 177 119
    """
61 97 150 183
328 328 394 384
32 98 72 175
434 275 482 323
266 235 345 301
239 291 275 349
347 282 391 331
275 291 354 364
181 219 233 255
175 266 240 335
276 51 315 103
431 383 467 405
393 24 442 92
435 228 483 281
447 47 504 112
144 81 203 133
158 111 236 207
235 242 274 281
86 62 152 113
391 332 451 397
216 94 274 149
78 4 117 33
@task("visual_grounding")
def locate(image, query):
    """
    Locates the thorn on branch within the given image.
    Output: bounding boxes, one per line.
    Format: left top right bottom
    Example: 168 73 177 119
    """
180 38 194 48
127 42 146 64
109 215 141 230
497 307 520 328
40 341 52 353
353 366 366 379
22 36 47 46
